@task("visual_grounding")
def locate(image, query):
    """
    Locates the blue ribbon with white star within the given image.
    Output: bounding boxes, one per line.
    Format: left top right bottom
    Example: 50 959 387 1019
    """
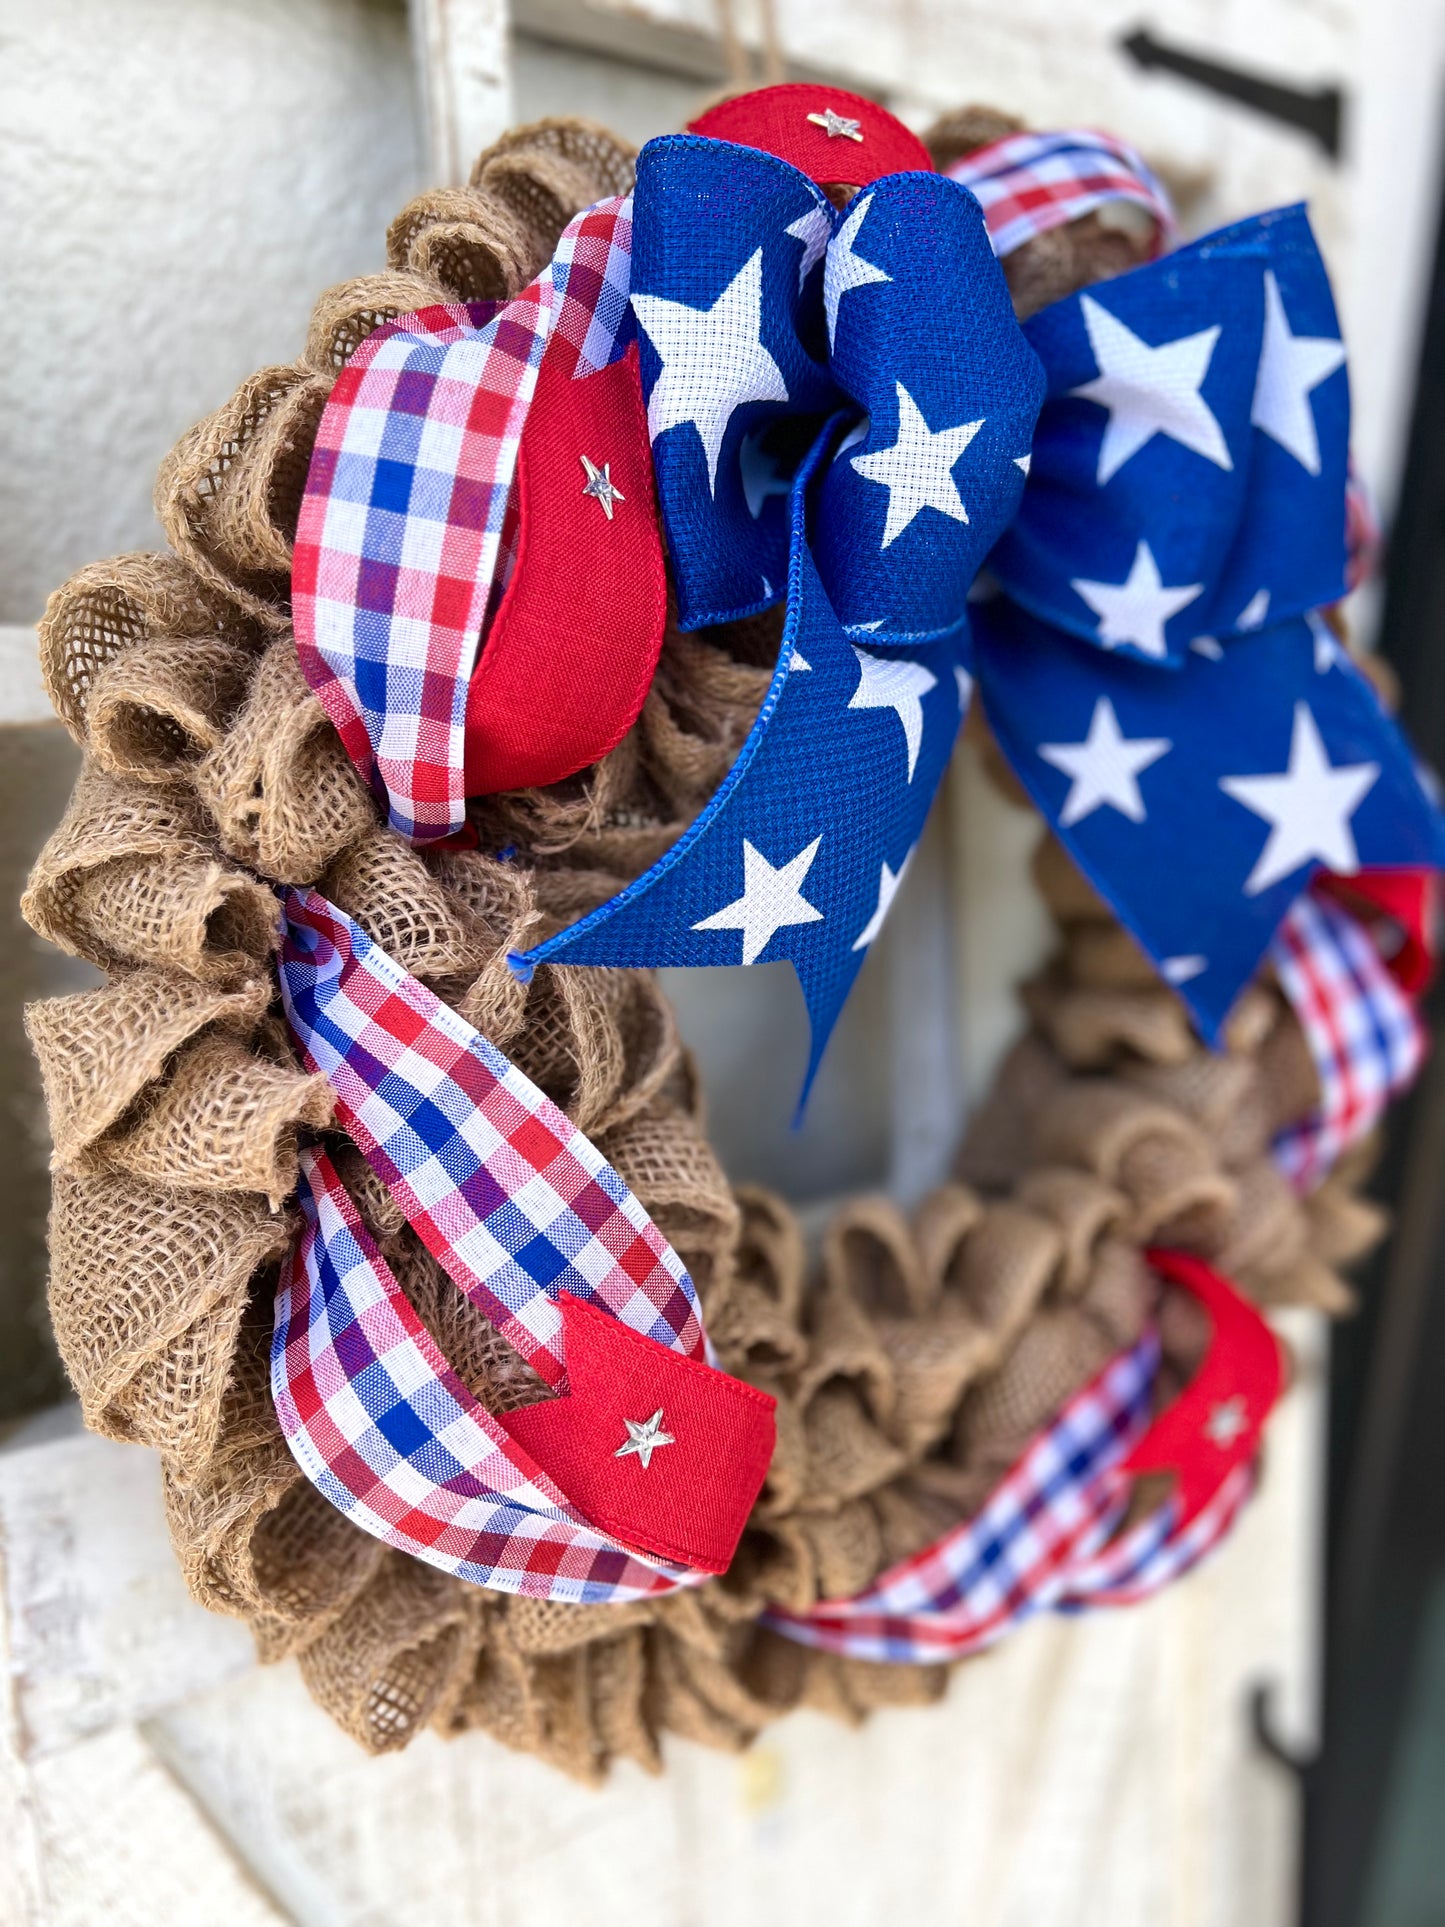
518 135 1043 1095
519 138 1443 1085
987 205 1347 661
625 134 1043 638
970 201 1445 1037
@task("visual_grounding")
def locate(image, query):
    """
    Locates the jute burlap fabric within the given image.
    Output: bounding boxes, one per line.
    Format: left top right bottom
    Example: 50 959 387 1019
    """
22 112 1384 1780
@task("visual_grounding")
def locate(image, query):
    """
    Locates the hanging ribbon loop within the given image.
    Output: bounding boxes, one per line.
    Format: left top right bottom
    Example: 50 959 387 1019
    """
276 886 776 1594
766 1251 1282 1661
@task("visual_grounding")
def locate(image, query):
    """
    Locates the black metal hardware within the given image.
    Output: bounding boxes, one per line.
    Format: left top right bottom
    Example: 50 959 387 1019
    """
1120 27 1343 158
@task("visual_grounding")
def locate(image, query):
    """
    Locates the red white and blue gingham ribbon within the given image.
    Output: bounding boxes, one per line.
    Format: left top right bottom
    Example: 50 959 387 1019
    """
1060 1460 1256 1608
274 885 719 1599
1270 889 1427 1190
276 1145 695 1600
292 195 633 845
765 1328 1256 1663
273 889 1268 1631
945 127 1179 263
278 886 705 1386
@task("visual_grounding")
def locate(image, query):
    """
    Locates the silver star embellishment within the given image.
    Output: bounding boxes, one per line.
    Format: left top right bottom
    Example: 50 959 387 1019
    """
615 1408 675 1469
807 107 864 142
580 454 624 520
1204 1396 1249 1449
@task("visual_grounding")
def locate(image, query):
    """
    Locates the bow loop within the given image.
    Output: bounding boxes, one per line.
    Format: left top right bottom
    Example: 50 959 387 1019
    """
631 137 1044 641
631 135 837 628
990 204 1348 667
814 173 1043 642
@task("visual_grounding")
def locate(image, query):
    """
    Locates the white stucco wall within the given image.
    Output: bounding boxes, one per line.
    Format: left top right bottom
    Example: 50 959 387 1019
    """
0 0 421 625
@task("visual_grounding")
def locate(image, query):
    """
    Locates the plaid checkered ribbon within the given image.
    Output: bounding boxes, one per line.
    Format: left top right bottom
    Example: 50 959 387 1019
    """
944 127 1179 262
1060 1461 1256 1608
278 886 705 1385
272 884 718 1599
765 1328 1255 1663
1270 889 1427 1191
276 1145 695 1599
292 195 634 844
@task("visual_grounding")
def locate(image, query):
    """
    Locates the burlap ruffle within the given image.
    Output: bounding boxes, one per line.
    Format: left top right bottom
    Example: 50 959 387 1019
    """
22 112 1386 1780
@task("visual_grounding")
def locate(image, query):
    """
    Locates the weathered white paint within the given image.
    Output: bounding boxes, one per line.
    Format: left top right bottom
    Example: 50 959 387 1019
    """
0 631 50 728
410 0 514 182
19 1726 289 1927
0 1425 255 1760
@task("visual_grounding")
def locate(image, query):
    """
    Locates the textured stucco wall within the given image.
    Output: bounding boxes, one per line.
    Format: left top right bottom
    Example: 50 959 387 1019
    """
0 0 422 624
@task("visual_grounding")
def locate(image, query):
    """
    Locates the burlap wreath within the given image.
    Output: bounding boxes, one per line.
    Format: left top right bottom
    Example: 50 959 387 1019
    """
22 111 1384 1781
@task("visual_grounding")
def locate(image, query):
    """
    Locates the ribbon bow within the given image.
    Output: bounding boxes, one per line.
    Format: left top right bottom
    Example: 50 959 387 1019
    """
521 110 1444 1083
522 125 1045 1096
958 197 1445 1035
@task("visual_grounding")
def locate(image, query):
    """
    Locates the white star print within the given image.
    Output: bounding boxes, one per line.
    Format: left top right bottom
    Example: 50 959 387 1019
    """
955 664 974 713
632 250 789 494
789 649 812 672
851 383 983 549
1162 955 1208 985
739 428 792 518
1237 587 1271 630
615 1408 675 1469
1038 697 1171 828
1220 702 1380 895
691 837 824 964
1191 635 1224 661
1071 541 1203 660
823 193 891 353
853 850 915 951
1071 295 1232 485
848 646 938 780
785 204 833 288
1251 269 1346 475
1307 609 1345 673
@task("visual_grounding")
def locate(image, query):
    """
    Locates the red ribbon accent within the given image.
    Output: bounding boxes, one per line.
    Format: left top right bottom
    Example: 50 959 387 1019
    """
1131 1249 1286 1525
504 1292 777 1574
1317 868 1439 996
464 341 667 797
688 84 934 189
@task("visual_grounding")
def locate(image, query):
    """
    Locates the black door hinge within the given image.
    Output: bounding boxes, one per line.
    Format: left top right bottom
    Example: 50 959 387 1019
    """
1121 27 1344 159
